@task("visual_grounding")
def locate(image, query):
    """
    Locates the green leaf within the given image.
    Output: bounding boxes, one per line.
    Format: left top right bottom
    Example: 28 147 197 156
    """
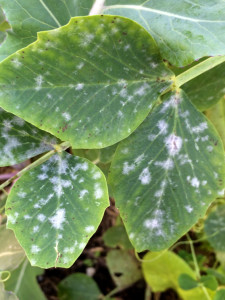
214 289 225 300
178 274 198 290
104 0 225 66
103 224 133 249
0 108 59 166
206 98 225 147
0 225 25 271
0 0 94 61
99 144 118 164
0 15 173 149
58 273 102 300
106 249 142 288
142 251 214 300
4 259 46 300
199 275 218 291
0 283 18 300
109 89 225 251
205 204 225 252
5 151 109 268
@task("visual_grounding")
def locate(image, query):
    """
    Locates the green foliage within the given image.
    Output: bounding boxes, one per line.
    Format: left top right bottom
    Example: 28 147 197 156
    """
103 223 133 249
0 282 18 300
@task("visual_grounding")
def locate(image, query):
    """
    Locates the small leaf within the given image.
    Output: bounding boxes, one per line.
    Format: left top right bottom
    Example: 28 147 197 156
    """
106 249 142 288
0 0 94 61
6 152 109 268
104 0 225 66
103 224 133 249
214 289 225 300
4 259 46 300
58 273 102 300
99 144 118 164
199 275 218 291
178 274 198 290
205 204 225 252
109 90 225 251
0 108 59 166
0 225 25 271
0 282 18 300
0 15 173 149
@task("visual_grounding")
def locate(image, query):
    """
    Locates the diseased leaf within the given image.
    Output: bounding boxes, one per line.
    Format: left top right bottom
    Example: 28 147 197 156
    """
0 15 173 149
4 259 46 300
58 273 102 300
205 204 225 252
109 90 225 251
5 151 109 268
142 251 214 300
0 283 18 300
104 0 225 66
0 108 59 166
0 0 94 61
0 225 25 271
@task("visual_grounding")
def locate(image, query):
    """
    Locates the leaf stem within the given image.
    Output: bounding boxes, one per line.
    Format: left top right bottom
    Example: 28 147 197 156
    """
175 56 225 87
186 233 200 279
0 141 71 192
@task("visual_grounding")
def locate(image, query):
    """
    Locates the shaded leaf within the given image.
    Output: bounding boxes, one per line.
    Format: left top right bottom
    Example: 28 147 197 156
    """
0 0 94 61
0 15 173 149
104 0 225 66
6 151 109 268
58 273 102 300
178 274 198 290
0 108 59 166
0 283 18 300
214 289 225 300
103 224 133 249
0 225 25 271
99 144 118 164
142 251 214 300
205 204 225 252
199 275 218 291
109 90 225 251
106 249 142 288
4 259 46 300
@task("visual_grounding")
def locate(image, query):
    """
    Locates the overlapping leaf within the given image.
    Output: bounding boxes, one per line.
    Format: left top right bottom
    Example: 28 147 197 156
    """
205 204 225 252
109 90 225 251
6 151 109 268
0 15 173 148
0 0 94 61
104 0 225 66
0 283 18 300
0 109 59 166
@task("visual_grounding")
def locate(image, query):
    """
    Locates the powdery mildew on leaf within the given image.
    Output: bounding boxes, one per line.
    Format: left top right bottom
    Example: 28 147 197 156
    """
0 15 173 148
104 0 225 66
0 108 58 166
6 152 109 268
109 90 225 251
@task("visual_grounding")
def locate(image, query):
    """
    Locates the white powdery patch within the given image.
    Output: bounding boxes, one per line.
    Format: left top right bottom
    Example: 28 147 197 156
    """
134 83 149 96
160 95 181 113
80 189 89 198
38 173 48 180
192 122 208 134
35 75 44 91
94 183 103 199
93 172 101 179
148 134 157 141
165 134 182 156
122 162 135 175
76 83 84 90
191 177 200 188
185 205 193 213
7 212 19 225
138 167 151 185
144 218 160 229
79 242 86 250
49 208 66 230
157 120 168 135
17 191 27 198
85 225 95 233
24 215 31 220
154 158 174 170
31 245 41 254
37 214 46 222
62 112 71 121
33 225 39 233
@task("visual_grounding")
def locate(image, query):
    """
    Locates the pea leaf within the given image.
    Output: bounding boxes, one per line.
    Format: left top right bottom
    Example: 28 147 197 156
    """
4 259 46 300
104 0 225 66
0 108 59 166
0 0 94 61
5 152 109 268
214 289 225 300
0 15 173 149
199 275 218 291
178 274 198 290
0 283 18 300
205 204 225 252
109 90 225 251
58 273 102 300
103 224 133 249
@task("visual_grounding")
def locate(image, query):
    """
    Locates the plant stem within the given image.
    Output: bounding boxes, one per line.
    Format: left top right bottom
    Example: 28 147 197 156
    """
0 141 71 192
175 56 225 87
186 233 200 279
89 0 105 15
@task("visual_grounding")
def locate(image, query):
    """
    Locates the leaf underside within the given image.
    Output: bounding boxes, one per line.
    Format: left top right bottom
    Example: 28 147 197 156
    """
0 108 59 166
109 90 225 251
0 15 173 148
6 151 109 268
0 0 94 61
104 0 225 66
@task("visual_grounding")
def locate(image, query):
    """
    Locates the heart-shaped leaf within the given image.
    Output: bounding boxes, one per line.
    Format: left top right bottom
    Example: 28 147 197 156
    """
104 0 225 66
0 108 59 166
0 0 94 61
109 90 225 251
0 15 173 149
6 151 109 268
